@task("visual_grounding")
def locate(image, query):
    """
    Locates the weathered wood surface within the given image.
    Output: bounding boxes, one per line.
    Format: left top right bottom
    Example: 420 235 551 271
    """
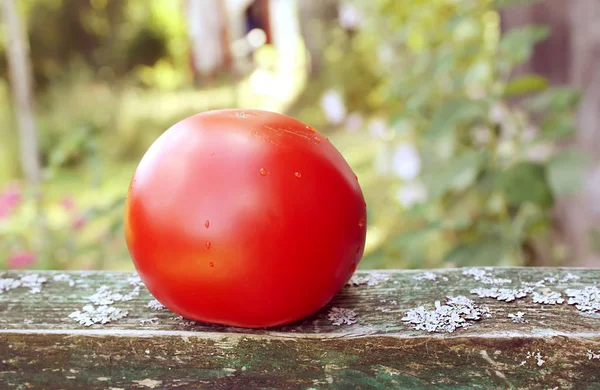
1 267 599 389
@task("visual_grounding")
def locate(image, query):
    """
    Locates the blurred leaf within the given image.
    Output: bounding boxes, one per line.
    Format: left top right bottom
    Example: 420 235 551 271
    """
493 0 544 9
424 99 486 139
524 88 581 112
498 162 553 207
83 196 126 219
392 224 440 249
423 151 482 199
545 150 586 197
444 237 507 266
498 25 549 68
540 114 576 140
503 74 549 97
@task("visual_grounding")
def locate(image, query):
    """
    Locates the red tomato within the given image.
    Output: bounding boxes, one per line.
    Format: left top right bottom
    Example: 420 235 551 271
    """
124 109 366 328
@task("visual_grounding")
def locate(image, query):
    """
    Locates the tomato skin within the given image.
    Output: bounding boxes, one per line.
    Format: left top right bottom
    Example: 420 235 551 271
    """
125 109 366 328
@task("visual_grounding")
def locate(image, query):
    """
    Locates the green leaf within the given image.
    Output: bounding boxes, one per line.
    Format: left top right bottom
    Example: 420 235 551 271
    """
540 114 576 140
503 74 549 97
545 150 586 197
444 237 507 266
392 224 441 249
498 26 550 68
423 151 482 199
497 162 553 207
524 87 581 112
424 99 486 139
493 0 544 9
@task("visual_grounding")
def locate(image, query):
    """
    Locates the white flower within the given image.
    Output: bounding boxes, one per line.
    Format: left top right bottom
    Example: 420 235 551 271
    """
392 143 421 180
338 2 362 30
345 112 364 132
368 118 388 138
489 102 508 124
395 181 427 208
526 142 554 163
471 126 492 146
320 89 347 125
520 125 538 143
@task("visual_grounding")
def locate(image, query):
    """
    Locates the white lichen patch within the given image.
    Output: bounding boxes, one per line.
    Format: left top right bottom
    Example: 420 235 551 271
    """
347 272 390 287
560 273 580 283
508 312 527 324
413 272 448 282
127 274 144 287
89 285 140 305
140 317 159 326
520 350 546 367
53 273 75 286
565 286 600 313
69 278 141 326
147 299 166 311
327 307 357 326
0 278 20 293
587 350 600 360
402 296 490 333
20 274 47 293
532 289 564 305
471 287 528 302
0 274 47 294
462 268 511 285
68 304 128 326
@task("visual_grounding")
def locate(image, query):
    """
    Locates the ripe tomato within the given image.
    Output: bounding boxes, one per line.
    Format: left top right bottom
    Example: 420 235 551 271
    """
124 109 366 328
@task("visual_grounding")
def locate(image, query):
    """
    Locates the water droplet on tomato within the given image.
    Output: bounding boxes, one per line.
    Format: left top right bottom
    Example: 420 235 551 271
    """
294 171 302 178
314 136 321 143
206 241 211 249
356 246 361 254
306 125 315 132
260 168 267 176
205 220 210 228
358 217 365 227
209 262 214 268
252 131 259 136
210 152 215 156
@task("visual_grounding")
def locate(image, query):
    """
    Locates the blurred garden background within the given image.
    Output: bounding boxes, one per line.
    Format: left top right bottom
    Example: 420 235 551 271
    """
1 0 599 271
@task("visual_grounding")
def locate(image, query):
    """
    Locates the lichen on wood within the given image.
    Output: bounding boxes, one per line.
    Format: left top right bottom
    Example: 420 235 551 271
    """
0 267 599 389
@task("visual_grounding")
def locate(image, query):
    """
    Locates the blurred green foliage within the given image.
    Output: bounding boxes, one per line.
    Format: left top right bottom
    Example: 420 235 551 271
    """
319 0 582 269
0 0 583 271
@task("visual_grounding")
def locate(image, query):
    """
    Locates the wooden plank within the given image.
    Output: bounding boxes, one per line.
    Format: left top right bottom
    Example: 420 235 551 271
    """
1 267 599 389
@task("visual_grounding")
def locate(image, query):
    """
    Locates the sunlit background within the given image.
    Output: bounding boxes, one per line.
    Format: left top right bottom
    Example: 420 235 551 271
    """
1 0 599 271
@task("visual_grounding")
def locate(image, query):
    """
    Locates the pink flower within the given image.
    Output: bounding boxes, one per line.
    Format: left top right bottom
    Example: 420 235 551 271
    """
61 196 75 211
73 215 87 230
8 251 36 269
0 183 22 219
345 112 364 132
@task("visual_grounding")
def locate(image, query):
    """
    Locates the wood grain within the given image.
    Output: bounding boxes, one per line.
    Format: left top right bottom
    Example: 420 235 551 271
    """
1 267 599 389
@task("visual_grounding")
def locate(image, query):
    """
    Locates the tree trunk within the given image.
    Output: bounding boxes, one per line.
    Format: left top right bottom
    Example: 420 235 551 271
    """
1 0 41 186
185 0 230 83
297 0 338 76
501 0 600 267
565 0 600 267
